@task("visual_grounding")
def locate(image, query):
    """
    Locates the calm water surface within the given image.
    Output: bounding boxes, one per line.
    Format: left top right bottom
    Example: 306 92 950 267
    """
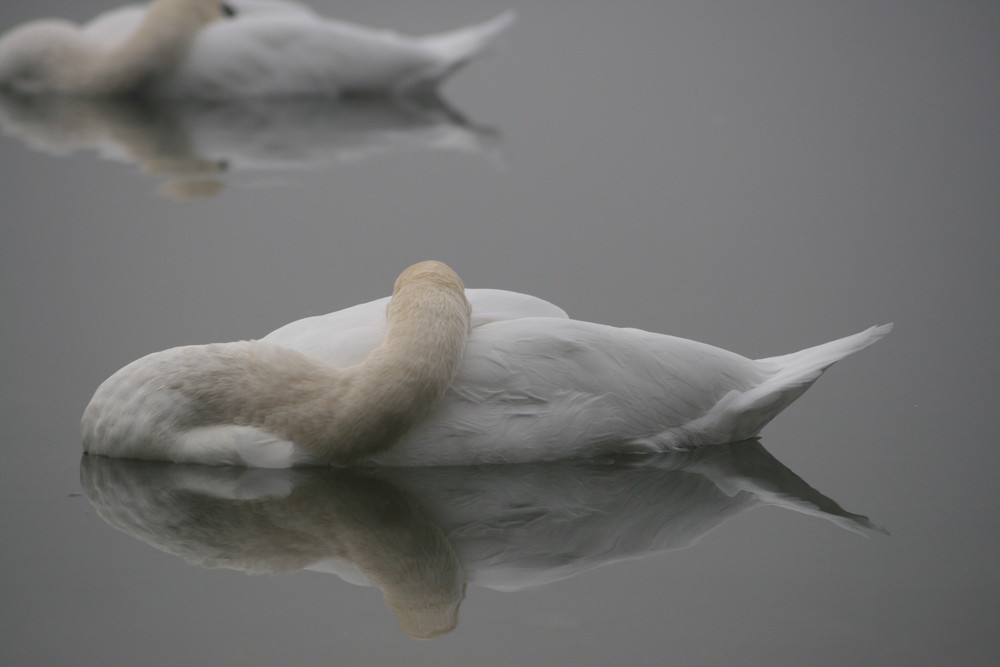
1 1 998 665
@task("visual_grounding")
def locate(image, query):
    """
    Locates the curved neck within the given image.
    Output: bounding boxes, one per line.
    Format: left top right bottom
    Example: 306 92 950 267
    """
265 262 471 463
88 0 224 94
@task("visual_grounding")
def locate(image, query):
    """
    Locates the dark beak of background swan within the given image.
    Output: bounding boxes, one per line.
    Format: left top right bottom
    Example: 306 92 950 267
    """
221 3 237 18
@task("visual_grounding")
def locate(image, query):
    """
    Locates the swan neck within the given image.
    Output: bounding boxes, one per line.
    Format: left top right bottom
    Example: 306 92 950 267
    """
91 0 223 94
309 263 471 462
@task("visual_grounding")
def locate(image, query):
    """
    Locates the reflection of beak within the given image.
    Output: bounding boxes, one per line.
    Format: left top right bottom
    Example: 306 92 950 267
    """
141 156 228 175
157 178 226 201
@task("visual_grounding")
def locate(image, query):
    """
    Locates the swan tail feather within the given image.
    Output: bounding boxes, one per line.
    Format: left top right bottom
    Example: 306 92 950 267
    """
685 324 893 444
405 11 515 90
756 323 893 384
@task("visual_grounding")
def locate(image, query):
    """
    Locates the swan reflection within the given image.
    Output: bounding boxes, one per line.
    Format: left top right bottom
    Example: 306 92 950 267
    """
81 440 883 639
0 92 497 199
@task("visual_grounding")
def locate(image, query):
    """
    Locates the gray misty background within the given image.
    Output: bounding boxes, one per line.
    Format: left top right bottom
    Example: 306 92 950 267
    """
1 1 997 665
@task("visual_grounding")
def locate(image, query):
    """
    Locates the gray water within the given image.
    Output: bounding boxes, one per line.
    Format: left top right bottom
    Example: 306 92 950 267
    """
1 1 998 665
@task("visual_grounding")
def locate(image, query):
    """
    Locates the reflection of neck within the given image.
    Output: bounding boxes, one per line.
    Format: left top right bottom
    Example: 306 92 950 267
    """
82 459 468 638
89 0 221 94
322 473 465 639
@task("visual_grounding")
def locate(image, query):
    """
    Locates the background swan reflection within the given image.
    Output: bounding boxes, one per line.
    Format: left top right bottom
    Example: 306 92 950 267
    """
81 440 881 639
0 92 498 199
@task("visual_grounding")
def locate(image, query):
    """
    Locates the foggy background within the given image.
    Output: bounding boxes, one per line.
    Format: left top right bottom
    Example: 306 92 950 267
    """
1 1 997 665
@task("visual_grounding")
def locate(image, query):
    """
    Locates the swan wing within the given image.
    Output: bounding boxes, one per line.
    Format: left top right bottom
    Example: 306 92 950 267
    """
260 289 568 367
464 288 568 325
381 322 891 465
166 11 439 97
76 5 169 58
81 6 145 44
378 318 767 465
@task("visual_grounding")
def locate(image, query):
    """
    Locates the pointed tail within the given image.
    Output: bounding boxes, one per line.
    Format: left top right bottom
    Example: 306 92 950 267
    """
406 11 516 90
756 323 894 385
688 324 893 444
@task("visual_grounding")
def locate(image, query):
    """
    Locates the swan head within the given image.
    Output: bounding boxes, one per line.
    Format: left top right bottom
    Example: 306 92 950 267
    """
391 261 471 326
393 260 466 295
165 0 239 24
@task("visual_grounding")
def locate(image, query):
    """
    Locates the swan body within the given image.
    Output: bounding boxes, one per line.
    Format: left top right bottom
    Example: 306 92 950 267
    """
82 261 891 467
0 0 515 97
268 310 891 466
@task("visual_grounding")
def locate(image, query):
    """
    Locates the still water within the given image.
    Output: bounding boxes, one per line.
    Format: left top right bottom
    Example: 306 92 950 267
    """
1 1 997 665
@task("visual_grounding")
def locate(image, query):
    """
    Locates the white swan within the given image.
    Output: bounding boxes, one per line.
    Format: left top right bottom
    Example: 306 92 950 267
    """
82 261 891 467
0 0 515 97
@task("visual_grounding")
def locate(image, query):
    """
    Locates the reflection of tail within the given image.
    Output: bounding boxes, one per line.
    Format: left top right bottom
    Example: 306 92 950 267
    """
690 440 888 536
691 324 893 444
410 12 516 89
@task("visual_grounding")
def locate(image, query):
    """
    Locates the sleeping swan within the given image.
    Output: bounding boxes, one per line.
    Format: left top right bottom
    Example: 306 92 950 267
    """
82 261 892 467
0 0 515 97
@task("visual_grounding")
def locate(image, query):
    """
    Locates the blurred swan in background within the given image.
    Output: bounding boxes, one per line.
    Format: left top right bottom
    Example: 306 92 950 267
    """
0 92 500 199
0 0 515 97
80 441 884 638
82 261 891 467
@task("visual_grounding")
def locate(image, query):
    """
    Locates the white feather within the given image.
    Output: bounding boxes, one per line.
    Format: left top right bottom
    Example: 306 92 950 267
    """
83 264 891 467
